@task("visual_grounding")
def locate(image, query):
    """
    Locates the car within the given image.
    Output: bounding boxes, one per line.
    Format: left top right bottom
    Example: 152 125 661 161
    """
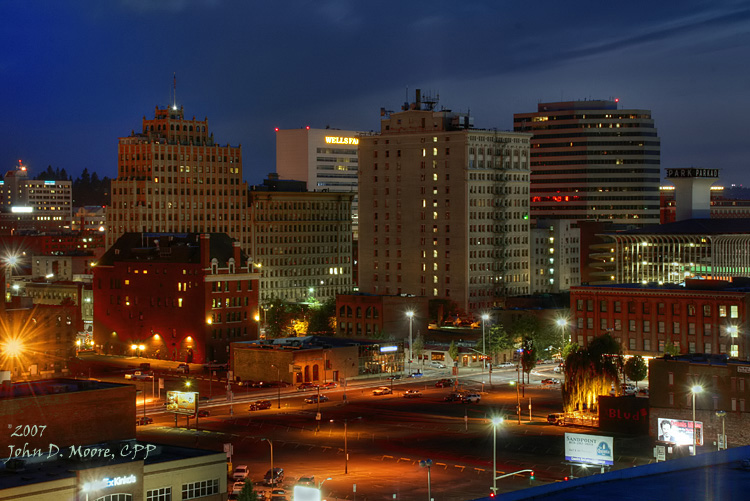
125 371 153 380
320 381 338 388
386 374 402 380
231 481 246 495
296 475 315 487
409 371 423 378
541 378 560 385
444 392 464 402
135 416 153 426
197 409 210 417
304 394 329 404
249 399 272 411
264 467 284 486
553 365 564 373
232 465 250 481
429 361 447 369
435 378 454 388
297 382 317 391
462 393 481 403
404 389 422 398
637 387 650 397
270 488 287 501
176 363 190 374
494 362 515 368
372 386 393 395
547 412 565 425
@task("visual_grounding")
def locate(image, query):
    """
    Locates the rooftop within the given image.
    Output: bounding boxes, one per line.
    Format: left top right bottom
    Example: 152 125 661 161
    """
0 378 127 400
605 218 750 236
97 232 245 266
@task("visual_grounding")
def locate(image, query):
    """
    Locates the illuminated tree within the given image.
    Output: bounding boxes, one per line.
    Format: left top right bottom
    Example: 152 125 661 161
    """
664 340 680 356
562 333 622 414
308 297 336 335
412 333 425 367
448 340 459 362
624 355 648 387
293 320 309 336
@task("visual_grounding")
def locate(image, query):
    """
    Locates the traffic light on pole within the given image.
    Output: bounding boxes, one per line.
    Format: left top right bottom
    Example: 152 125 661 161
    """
489 492 496 498
529 470 535 481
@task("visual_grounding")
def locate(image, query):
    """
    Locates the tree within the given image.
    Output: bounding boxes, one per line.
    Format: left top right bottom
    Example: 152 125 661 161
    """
412 333 425 366
486 324 515 362
664 341 680 356
237 483 260 501
624 355 648 387
563 333 622 413
520 338 537 379
264 298 303 339
448 340 459 363
308 297 336 335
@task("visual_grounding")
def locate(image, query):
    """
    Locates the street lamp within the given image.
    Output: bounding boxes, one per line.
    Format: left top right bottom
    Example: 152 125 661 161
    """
271 364 281 409
556 317 569 346
482 313 490 372
716 410 727 450
262 438 275 486
331 417 361 474
419 459 433 501
406 311 414 375
318 477 333 489
491 416 504 495
691 385 703 455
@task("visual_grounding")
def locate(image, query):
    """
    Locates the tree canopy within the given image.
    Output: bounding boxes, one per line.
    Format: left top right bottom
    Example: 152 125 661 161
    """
563 333 623 413
624 355 648 387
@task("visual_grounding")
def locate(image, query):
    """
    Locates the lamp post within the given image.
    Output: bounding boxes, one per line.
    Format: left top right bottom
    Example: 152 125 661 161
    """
271 364 281 409
491 417 503 495
406 311 414 375
691 385 703 456
262 438 274 486
716 410 727 450
510 381 521 424
481 313 490 374
331 417 361 474
419 459 433 501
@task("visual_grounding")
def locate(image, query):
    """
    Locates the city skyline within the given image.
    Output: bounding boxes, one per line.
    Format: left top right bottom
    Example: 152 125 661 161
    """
3 1 750 187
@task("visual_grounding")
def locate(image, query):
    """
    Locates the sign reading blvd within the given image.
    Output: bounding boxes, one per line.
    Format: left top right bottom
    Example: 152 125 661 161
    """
564 433 614 466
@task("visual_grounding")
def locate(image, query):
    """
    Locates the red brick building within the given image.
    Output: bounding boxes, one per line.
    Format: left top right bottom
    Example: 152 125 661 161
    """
335 293 429 340
570 280 750 360
93 232 259 363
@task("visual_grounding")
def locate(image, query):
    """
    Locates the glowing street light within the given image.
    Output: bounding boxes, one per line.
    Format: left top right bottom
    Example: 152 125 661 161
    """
491 416 504 495
481 313 490 373
691 385 703 455
406 311 414 374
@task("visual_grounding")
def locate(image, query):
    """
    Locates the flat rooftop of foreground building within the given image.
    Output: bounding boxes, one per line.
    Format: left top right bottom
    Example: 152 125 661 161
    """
471 446 750 501
0 378 128 400
234 335 382 351
572 278 750 293
603 218 750 236
0 439 224 491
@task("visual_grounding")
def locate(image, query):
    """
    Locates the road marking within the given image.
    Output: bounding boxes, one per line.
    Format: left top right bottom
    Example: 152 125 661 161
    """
454 465 465 472
398 457 411 463
474 468 485 474
381 455 393 461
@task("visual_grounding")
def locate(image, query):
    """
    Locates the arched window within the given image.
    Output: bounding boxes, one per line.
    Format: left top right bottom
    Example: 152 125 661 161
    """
346 306 353 318
228 258 235 274
366 307 372 319
312 364 319 381
356 307 362 318
339 306 346 316
373 308 380 319
211 258 218 275
304 366 310 382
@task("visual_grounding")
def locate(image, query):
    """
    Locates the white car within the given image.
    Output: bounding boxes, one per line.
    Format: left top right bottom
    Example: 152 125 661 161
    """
232 481 245 495
463 393 481 403
553 365 564 373
232 465 249 481
429 361 447 369
373 386 393 395
125 371 153 380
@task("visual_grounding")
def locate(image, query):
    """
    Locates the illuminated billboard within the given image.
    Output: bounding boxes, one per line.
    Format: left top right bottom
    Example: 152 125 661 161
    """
293 486 321 501
564 433 614 466
166 391 198 416
324 136 359 145
657 418 703 446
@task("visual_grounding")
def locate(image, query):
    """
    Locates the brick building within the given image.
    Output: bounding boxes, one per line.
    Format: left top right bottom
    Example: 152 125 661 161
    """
93 232 259 363
335 293 429 340
570 280 750 360
649 354 750 449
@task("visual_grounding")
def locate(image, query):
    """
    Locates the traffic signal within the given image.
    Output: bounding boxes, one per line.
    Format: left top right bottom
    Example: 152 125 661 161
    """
489 492 496 498
529 470 535 481
563 476 569 481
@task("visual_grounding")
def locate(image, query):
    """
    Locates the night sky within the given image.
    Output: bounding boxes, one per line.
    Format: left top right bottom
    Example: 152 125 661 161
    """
3 1 750 187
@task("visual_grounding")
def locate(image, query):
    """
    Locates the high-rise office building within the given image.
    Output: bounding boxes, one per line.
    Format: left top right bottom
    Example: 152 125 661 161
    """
107 105 249 249
276 127 363 239
358 91 531 313
514 100 660 225
0 162 72 226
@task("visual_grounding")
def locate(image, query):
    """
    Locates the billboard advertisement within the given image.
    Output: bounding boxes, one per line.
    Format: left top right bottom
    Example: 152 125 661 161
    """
598 395 649 435
657 418 703 446
166 391 198 416
564 433 614 466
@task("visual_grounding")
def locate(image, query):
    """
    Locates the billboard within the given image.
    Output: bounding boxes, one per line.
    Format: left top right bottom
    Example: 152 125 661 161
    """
657 418 703 446
598 395 649 435
166 391 198 416
564 433 614 466
293 486 321 501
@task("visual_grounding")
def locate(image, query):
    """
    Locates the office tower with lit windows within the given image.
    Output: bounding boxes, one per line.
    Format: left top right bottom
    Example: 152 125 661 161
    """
276 127 364 240
514 100 660 225
107 105 249 249
0 162 72 226
358 91 531 313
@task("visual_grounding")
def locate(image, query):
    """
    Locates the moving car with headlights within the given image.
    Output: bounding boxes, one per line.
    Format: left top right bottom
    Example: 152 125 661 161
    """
435 378 454 388
372 386 393 395
249 399 272 411
444 392 464 402
404 389 422 398
304 394 329 404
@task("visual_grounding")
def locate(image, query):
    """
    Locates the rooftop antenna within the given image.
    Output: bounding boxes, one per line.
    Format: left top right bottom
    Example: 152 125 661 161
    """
172 73 177 110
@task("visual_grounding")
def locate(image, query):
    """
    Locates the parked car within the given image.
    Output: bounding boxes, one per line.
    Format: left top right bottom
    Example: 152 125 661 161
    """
637 387 650 397
409 371 423 378
231 481 246 495
297 382 317 391
553 365 564 373
135 416 153 426
249 399 272 411
429 361 447 369
270 488 287 501
435 378 454 388
373 386 393 395
296 475 315 487
404 389 422 398
444 392 464 402
462 393 481 403
264 467 285 486
386 374 402 380
197 409 210 417
232 465 250 481
125 371 153 380
320 382 338 388
547 412 565 425
304 394 329 404
176 363 190 374
541 378 560 385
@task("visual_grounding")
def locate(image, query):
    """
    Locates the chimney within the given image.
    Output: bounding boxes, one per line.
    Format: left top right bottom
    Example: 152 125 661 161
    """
665 168 719 221
200 234 211 269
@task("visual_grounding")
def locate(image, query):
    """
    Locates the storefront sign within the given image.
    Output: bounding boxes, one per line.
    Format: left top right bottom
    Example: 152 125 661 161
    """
379 346 398 353
85 474 137 491
564 433 614 465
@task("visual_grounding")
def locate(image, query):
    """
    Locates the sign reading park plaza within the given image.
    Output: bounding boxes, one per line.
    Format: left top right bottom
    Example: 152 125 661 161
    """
665 168 719 178
325 136 359 145
564 433 614 466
